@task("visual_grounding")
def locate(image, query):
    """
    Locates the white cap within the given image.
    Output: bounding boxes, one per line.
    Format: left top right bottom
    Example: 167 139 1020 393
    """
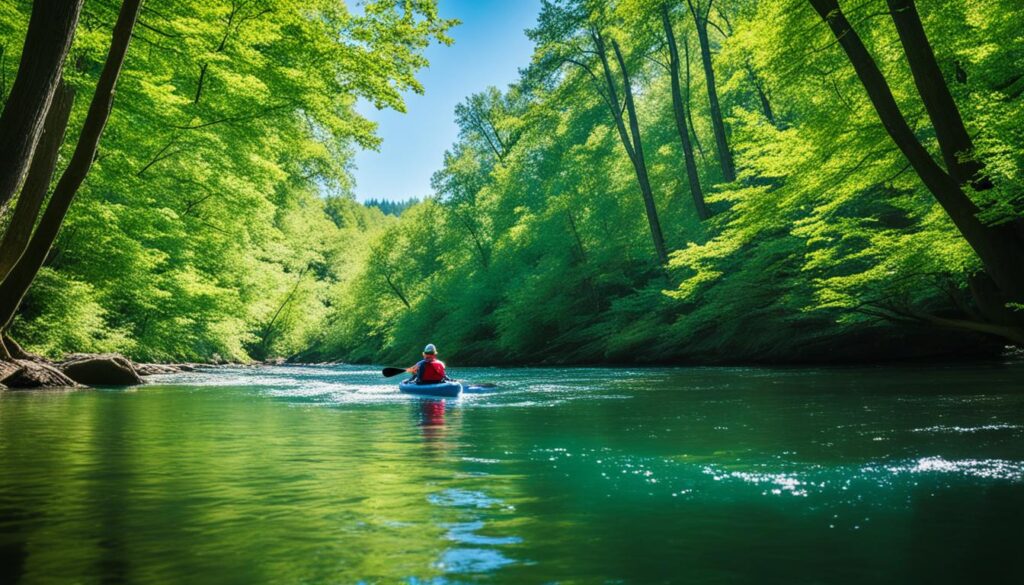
423 343 437 354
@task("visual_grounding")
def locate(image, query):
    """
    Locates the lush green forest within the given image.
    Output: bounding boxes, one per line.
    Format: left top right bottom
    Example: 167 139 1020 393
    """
1 0 1022 366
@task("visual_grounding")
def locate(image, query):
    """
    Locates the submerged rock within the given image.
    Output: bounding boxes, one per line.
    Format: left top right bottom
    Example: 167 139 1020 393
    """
134 363 181 376
59 354 143 386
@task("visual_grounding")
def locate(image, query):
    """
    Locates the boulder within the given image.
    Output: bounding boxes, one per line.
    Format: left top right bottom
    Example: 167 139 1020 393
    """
60 353 143 386
134 363 181 376
2 360 83 389
0 360 22 385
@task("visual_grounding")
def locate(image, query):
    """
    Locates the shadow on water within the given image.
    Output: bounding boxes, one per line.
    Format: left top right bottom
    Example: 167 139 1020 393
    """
0 509 30 585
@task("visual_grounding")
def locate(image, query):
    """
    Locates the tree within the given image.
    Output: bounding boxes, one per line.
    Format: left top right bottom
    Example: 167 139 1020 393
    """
661 3 709 219
886 0 987 189
0 79 76 282
453 87 523 165
686 0 735 181
809 0 1024 337
0 0 455 362
0 0 144 356
528 0 669 265
0 0 83 211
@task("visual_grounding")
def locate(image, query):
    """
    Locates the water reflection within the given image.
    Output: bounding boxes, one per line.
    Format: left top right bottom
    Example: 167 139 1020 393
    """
427 490 522 577
412 399 461 456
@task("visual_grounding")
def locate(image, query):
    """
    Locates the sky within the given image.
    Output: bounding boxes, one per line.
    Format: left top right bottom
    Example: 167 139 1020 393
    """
351 0 542 202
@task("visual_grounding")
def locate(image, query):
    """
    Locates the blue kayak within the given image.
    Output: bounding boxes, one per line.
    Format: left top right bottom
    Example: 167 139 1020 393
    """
399 380 463 398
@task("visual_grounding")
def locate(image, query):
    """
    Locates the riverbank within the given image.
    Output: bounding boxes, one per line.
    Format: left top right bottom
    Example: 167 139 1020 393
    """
0 341 207 389
3 330 1018 390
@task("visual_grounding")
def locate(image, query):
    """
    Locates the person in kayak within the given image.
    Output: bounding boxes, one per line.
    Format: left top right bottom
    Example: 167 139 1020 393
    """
405 343 448 384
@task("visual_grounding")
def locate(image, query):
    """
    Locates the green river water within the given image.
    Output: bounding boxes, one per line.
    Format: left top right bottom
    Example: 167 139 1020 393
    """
1 363 1023 584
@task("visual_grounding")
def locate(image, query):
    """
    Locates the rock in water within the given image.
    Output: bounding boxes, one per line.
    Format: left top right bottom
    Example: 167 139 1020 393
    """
60 354 143 386
1 360 83 389
134 363 181 376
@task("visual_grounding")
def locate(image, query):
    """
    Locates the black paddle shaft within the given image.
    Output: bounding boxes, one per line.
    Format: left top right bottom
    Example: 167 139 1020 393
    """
382 366 496 388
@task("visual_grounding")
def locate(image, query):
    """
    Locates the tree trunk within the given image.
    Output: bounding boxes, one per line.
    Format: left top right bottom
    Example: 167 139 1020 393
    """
594 32 669 265
748 65 777 127
566 209 587 262
0 79 76 282
688 1 735 182
886 0 988 189
810 0 1024 305
0 0 84 212
382 271 411 308
613 38 669 265
0 0 143 330
257 266 308 358
662 5 710 220
450 207 489 268
682 35 707 165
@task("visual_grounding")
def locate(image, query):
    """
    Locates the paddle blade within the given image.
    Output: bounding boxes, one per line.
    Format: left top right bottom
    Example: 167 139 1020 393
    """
382 367 406 377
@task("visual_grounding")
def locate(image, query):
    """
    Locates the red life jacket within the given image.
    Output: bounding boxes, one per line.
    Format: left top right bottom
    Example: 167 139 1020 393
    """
418 357 446 382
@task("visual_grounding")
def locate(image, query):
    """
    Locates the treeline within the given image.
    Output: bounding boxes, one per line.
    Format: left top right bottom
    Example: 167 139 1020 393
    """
0 0 452 362
309 0 1024 364
363 198 420 216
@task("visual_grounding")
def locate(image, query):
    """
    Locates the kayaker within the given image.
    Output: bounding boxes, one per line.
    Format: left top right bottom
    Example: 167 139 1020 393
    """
405 343 448 384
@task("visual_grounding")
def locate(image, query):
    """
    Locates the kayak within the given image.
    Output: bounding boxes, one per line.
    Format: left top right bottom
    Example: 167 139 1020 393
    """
399 379 463 398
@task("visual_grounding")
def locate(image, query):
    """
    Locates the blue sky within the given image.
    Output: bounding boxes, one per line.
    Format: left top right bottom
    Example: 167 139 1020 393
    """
352 0 542 202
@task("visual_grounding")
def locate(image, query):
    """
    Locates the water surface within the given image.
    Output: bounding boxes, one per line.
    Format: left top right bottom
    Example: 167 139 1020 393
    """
2 363 1023 583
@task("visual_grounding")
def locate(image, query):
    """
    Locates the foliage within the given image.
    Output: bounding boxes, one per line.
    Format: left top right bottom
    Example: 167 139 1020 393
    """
312 0 1023 364
0 0 453 361
3 0 1022 364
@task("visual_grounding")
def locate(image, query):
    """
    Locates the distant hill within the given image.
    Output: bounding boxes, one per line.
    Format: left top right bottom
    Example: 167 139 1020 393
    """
363 198 419 216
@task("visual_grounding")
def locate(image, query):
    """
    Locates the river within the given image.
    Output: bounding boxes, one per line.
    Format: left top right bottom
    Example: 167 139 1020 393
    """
1 362 1023 583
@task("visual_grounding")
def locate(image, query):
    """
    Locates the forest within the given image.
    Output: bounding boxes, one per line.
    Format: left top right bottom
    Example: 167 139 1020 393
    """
1 0 1022 368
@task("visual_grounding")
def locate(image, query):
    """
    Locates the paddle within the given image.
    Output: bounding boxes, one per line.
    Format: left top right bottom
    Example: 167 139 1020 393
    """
381 366 497 388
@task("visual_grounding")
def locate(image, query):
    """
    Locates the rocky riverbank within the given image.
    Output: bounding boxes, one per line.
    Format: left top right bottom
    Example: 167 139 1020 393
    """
0 344 206 390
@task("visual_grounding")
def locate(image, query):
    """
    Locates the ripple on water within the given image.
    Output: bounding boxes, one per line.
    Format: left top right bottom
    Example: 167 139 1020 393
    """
444 521 523 546
436 548 516 574
427 489 502 509
910 424 1023 434
883 456 1024 481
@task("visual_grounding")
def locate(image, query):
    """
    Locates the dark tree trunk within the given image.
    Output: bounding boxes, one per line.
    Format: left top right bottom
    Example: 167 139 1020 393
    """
0 0 143 330
681 35 707 164
810 0 1024 306
566 210 587 262
613 38 669 265
593 31 669 265
886 0 988 189
713 2 778 128
0 79 76 282
382 271 411 308
662 5 710 220
0 0 84 212
749 66 777 127
256 266 308 358
452 208 490 268
688 0 735 182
